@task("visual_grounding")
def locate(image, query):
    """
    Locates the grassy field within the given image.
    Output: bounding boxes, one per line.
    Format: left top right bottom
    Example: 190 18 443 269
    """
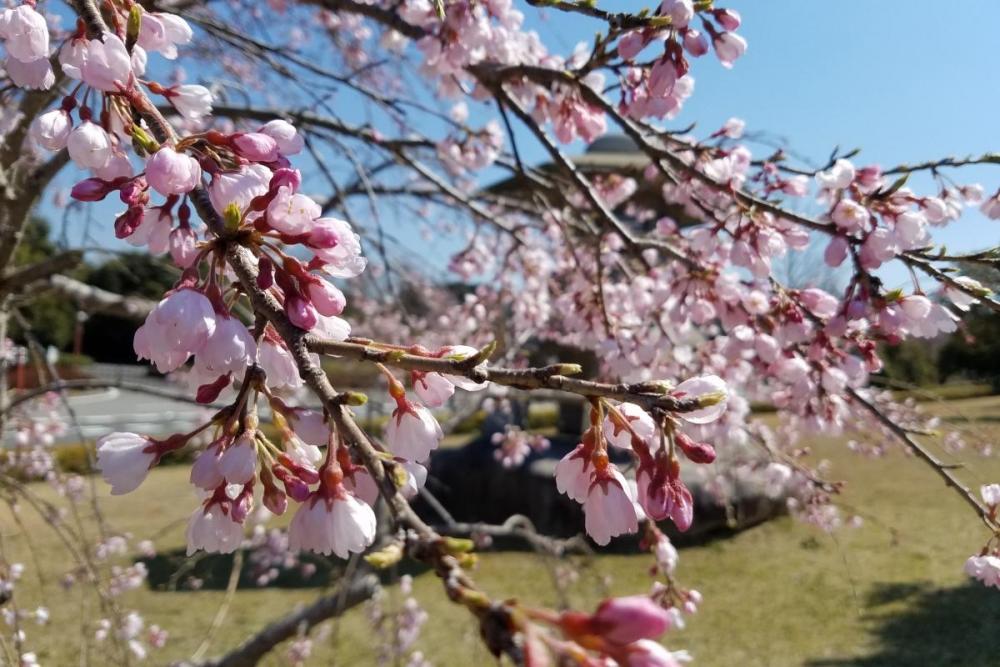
4 396 1000 666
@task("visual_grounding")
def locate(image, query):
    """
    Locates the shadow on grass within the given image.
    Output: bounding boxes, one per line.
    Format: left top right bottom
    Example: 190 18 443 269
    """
808 581 1000 667
139 549 430 591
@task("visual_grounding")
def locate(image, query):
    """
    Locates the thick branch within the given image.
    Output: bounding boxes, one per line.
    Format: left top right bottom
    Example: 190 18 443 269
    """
0 251 82 296
45 274 156 320
307 336 706 414
173 574 380 667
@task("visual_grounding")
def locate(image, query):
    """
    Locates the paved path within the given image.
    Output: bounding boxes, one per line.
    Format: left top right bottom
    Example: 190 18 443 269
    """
51 386 215 442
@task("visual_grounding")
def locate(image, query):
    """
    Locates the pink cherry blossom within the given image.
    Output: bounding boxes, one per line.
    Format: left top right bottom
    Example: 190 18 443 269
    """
5 54 53 89
622 639 687 667
584 467 639 545
715 8 742 30
96 432 156 495
980 191 1000 219
232 132 279 162
817 159 856 190
190 446 224 490
167 84 213 121
30 109 72 151
306 279 346 316
799 288 839 319
145 147 202 196
209 165 272 214
661 0 693 27
290 410 331 447
313 313 351 341
127 209 171 254
944 276 987 311
134 288 217 373
637 460 694 530
261 119 304 155
80 34 132 92
1 5 49 63
258 339 302 390
824 236 849 267
555 444 592 503
186 504 243 555
981 484 1000 507
965 555 1000 589
384 399 443 463
588 595 671 644
713 32 746 68
683 29 709 57
67 121 113 170
137 12 193 59
412 371 455 408
169 226 198 268
671 375 728 423
194 315 255 376
218 433 257 485
603 403 656 450
830 199 868 232
309 217 367 277
288 489 377 557
267 186 321 234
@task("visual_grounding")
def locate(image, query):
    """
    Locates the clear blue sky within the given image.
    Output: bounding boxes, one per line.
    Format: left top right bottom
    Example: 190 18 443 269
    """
53 0 998 288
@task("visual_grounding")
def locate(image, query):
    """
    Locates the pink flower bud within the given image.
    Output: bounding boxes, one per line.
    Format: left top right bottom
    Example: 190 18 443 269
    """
146 147 202 196
67 120 112 169
3 5 49 62
261 119 304 156
167 84 212 120
196 374 231 404
114 206 145 239
285 294 318 330
30 109 72 151
307 279 346 316
263 486 288 516
824 236 849 267
169 226 198 268
713 31 746 68
588 595 672 644
273 466 311 502
617 31 646 60
714 8 742 31
96 432 156 495
232 132 279 162
682 28 709 56
676 432 716 464
79 34 132 92
71 177 114 202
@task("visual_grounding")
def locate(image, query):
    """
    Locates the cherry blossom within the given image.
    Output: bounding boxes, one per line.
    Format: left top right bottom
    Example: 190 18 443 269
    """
96 432 157 495
384 398 443 463
584 467 639 546
145 147 203 196
288 485 377 557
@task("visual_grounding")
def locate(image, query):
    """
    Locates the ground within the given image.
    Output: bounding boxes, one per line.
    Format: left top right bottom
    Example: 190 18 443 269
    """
3 395 1000 666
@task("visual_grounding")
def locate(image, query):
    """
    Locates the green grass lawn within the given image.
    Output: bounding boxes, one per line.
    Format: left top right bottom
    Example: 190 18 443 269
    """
4 397 1000 666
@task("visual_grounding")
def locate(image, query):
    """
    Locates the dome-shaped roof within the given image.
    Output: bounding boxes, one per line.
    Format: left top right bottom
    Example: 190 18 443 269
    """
584 134 639 154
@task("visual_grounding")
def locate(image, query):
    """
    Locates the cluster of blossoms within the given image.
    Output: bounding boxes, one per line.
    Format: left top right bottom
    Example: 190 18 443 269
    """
2 391 66 481
1 562 48 667
966 484 1000 589
618 3 745 120
516 593 690 666
94 612 168 662
555 376 727 545
5 3 1000 666
367 575 430 667
491 424 550 468
0 3 52 90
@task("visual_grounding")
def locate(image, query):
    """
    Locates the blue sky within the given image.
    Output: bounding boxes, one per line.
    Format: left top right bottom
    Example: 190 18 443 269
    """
51 0 997 289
